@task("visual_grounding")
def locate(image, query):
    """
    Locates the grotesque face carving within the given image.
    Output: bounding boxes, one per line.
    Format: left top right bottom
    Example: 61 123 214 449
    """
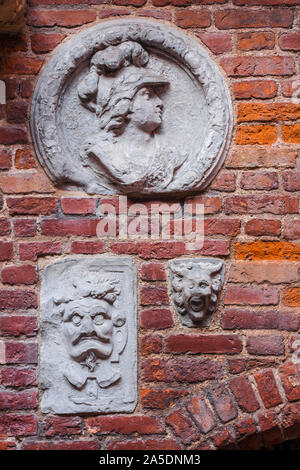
169 258 225 327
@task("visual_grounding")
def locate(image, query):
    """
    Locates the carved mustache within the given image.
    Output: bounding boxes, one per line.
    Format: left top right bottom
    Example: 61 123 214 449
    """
72 332 110 346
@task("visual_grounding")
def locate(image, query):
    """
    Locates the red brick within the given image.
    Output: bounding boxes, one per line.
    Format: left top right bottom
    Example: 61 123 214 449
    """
283 171 300 191
230 377 260 413
280 403 300 440
0 390 37 410
98 8 131 18
233 80 277 100
70 241 105 254
153 0 226 4
0 442 16 450
6 100 28 124
0 218 11 236
14 219 37 237
0 150 12 170
186 396 216 433
4 57 43 75
225 195 298 215
20 80 33 99
140 286 168 306
221 56 295 77
247 335 284 355
0 126 28 145
41 219 98 237
245 219 281 236
215 9 294 29
236 125 278 144
237 32 275 51
227 147 296 168
139 241 186 259
185 196 222 214
223 310 299 331
141 335 163 355
0 289 37 311
224 286 279 306
0 316 37 337
5 342 38 364
228 358 277 375
258 411 283 448
31 33 66 53
206 383 237 423
61 198 97 215
234 0 299 4
279 32 300 51
137 9 172 20
19 241 62 261
22 440 100 450
29 0 108 3
15 149 37 169
254 370 282 408
142 358 223 383
235 418 261 450
5 78 19 100
166 410 200 445
1 368 37 387
27 9 97 27
205 219 241 236
213 429 236 450
240 171 278 190
0 241 13 261
0 33 27 52
175 9 211 28
165 334 242 355
43 416 82 437
0 414 37 437
141 387 189 410
283 221 300 240
197 32 232 54
140 308 173 329
0 172 53 194
282 124 300 143
191 239 230 256
86 415 163 435
7 197 58 216
141 263 166 281
279 362 300 402
107 439 181 450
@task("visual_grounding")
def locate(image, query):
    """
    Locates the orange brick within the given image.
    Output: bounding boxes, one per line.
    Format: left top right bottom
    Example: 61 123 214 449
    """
235 241 300 261
238 103 300 122
235 125 278 145
0 173 54 194
282 124 300 143
283 288 300 307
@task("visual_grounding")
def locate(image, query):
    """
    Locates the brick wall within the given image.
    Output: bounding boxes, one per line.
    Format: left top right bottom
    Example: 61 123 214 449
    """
0 0 300 451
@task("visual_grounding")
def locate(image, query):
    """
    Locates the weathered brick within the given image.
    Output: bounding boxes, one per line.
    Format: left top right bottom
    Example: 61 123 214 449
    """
230 377 260 413
209 171 236 192
5 342 38 364
175 9 211 28
238 103 300 123
258 411 283 448
0 414 37 437
141 335 163 355
142 387 189 409
282 124 300 143
0 150 12 170
283 221 300 240
206 383 238 423
240 171 278 190
229 261 300 284
233 80 277 100
140 308 173 329
254 370 282 408
225 285 279 305
0 126 28 145
235 241 300 261
31 33 66 53
204 219 241 236
283 171 300 191
5 78 19 100
279 32 300 51
19 241 62 261
185 196 222 214
141 263 166 281
0 33 27 52
216 9 294 29
27 9 97 27
15 149 37 169
1 264 37 284
237 32 275 51
7 197 58 215
107 438 181 450
236 125 278 145
14 219 37 237
61 198 97 215
1 367 37 387
165 334 242 354
0 241 13 261
213 429 236 450
142 358 223 383
0 290 37 310
247 335 284 355
22 440 100 450
4 57 43 75
221 56 295 77
0 316 38 337
283 287 300 306
0 172 53 193
43 416 82 437
86 415 164 435
6 100 28 124
70 241 105 254
197 32 232 54
186 396 216 433
223 309 299 331
140 286 168 306
227 147 296 168
41 219 99 237
225 195 298 215
20 80 33 99
0 218 11 236
279 362 300 402
235 417 261 450
245 219 281 236
280 403 300 440
0 390 37 410
228 358 277 375
166 410 200 445
0 442 16 450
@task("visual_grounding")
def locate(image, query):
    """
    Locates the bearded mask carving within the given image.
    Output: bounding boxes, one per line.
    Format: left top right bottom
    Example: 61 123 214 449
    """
169 258 225 327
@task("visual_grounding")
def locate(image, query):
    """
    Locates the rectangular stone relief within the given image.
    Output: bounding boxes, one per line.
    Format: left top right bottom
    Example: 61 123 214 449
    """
40 257 137 414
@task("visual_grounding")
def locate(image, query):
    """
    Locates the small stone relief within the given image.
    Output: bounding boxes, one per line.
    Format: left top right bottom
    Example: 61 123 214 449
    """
168 258 225 327
40 257 137 414
31 19 232 197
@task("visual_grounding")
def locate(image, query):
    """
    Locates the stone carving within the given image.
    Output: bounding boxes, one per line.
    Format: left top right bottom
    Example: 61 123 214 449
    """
31 19 232 197
40 257 137 414
168 258 225 327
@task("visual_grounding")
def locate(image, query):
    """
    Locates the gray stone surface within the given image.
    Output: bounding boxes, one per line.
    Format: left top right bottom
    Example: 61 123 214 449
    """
40 257 137 414
31 19 232 197
168 258 225 327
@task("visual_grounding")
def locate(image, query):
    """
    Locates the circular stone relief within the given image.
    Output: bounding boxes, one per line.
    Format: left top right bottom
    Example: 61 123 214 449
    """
30 19 233 197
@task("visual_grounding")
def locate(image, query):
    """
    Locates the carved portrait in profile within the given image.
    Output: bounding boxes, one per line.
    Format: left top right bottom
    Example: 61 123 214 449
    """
31 19 233 196
40 258 137 414
169 258 225 327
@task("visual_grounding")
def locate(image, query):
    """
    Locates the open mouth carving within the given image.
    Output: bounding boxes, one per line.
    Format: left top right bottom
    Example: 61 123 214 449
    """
188 296 205 312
